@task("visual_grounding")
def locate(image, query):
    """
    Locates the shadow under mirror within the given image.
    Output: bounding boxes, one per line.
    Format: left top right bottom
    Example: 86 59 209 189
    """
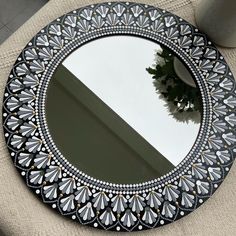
46 35 202 184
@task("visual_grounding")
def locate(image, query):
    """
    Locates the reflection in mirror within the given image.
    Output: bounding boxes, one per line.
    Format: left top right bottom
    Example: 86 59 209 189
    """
146 47 201 123
46 36 202 184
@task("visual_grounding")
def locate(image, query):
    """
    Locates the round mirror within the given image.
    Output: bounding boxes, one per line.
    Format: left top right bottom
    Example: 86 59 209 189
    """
46 36 202 184
3 2 236 231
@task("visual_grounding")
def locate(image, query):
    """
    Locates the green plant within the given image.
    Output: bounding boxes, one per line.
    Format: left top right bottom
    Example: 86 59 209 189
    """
146 48 202 123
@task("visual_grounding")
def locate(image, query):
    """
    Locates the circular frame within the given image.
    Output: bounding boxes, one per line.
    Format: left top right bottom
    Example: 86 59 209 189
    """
2 2 236 232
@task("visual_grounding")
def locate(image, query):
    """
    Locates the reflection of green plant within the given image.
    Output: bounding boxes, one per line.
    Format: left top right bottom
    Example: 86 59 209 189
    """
146 48 201 123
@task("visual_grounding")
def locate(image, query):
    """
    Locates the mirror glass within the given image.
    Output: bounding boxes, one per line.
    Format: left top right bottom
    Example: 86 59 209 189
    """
46 36 202 184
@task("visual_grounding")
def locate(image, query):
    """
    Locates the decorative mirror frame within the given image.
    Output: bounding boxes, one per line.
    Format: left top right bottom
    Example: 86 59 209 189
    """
2 2 236 232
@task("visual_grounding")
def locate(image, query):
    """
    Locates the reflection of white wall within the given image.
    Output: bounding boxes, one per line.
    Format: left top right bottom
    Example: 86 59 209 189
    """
63 36 200 166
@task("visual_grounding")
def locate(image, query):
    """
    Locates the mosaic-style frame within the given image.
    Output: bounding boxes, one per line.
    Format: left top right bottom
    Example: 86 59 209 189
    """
2 2 236 232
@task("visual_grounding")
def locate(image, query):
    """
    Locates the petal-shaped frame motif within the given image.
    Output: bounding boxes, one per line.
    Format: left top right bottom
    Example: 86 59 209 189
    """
2 2 236 232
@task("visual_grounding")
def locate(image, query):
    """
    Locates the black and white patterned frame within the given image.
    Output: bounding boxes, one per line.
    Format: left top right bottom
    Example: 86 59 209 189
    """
2 2 236 232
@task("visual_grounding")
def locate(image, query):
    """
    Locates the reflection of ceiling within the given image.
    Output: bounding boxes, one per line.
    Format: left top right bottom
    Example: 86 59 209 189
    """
46 64 174 183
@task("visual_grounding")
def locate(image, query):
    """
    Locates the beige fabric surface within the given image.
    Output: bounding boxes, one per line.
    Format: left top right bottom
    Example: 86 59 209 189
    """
0 0 236 235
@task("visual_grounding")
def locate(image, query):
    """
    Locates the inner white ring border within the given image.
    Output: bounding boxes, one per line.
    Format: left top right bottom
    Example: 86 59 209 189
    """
35 27 212 193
